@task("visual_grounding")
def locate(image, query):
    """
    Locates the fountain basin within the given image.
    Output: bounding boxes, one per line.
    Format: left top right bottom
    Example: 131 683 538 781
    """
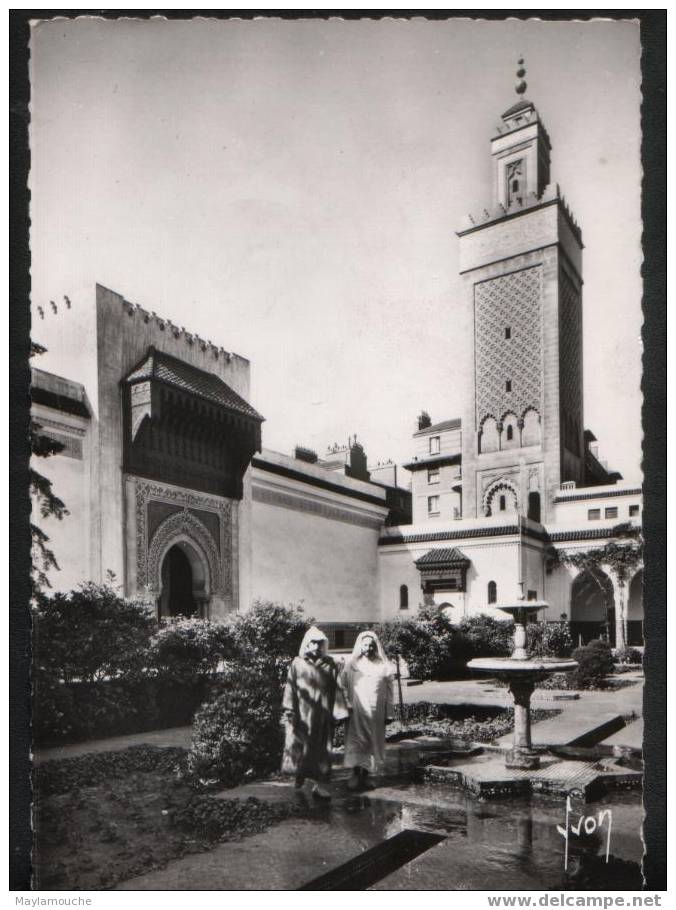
468 657 577 674
468 655 577 770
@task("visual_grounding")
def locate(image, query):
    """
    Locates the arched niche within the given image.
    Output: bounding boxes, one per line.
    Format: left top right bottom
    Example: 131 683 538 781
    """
147 509 222 619
479 415 499 454
159 541 208 618
521 408 541 447
484 480 518 517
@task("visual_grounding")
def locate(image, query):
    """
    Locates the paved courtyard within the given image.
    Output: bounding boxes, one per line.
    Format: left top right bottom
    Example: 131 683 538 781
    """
34 673 644 890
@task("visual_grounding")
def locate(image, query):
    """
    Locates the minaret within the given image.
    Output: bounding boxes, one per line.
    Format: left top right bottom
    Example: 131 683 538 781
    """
458 60 585 523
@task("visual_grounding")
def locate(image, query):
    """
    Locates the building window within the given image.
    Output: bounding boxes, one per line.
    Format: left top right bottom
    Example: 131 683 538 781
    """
629 504 640 517
334 629 345 648
527 491 541 523
588 508 601 521
428 467 440 484
447 578 458 590
487 581 497 604
605 507 618 519
527 590 538 601
505 380 512 392
505 326 511 339
499 494 506 511
399 585 409 610
429 436 440 455
428 495 440 515
506 425 513 441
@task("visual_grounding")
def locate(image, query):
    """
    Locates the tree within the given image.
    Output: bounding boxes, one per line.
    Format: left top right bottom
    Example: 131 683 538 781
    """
30 342 68 596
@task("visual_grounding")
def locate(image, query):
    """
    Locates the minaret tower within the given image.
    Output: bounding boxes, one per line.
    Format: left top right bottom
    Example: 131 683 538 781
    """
458 60 585 523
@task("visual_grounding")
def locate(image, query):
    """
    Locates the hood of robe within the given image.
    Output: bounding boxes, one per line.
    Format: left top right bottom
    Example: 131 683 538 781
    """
347 631 393 672
298 625 329 657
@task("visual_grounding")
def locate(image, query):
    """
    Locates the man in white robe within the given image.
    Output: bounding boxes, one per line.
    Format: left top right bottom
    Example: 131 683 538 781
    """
341 631 395 791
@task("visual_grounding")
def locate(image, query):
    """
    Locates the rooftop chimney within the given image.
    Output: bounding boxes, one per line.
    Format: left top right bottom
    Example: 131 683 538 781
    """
294 445 318 464
417 411 432 431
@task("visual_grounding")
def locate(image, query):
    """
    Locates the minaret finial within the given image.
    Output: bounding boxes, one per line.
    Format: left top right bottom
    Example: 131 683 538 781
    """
515 57 527 96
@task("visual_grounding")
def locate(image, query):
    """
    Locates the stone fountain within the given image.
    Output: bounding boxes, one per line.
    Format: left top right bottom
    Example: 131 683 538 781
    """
468 602 577 770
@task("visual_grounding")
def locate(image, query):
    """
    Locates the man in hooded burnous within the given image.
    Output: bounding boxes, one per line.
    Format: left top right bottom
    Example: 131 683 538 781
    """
281 626 348 800
341 631 395 791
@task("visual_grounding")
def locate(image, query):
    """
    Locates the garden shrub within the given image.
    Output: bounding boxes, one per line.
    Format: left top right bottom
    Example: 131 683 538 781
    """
455 614 513 659
527 621 574 658
228 600 310 663
615 646 643 665
32 584 158 744
33 583 155 683
571 638 615 688
381 607 453 679
33 593 311 746
381 609 513 679
147 617 238 683
187 659 286 786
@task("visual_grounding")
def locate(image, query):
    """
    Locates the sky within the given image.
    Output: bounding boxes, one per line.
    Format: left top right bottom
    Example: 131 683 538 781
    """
29 17 643 483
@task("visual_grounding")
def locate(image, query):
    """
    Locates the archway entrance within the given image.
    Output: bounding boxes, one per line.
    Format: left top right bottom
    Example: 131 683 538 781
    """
159 543 203 618
627 570 644 646
570 569 615 646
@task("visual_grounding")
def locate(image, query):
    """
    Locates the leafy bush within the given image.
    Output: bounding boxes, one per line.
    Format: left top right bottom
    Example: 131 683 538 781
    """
33 583 155 683
456 614 513 659
33 594 311 747
187 659 286 786
615 646 643 665
571 638 615 689
381 609 513 680
381 607 453 680
33 584 158 744
527 621 574 658
147 617 238 683
228 600 310 663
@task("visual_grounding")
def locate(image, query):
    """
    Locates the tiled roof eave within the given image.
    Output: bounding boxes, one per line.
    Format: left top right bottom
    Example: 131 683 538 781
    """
554 487 642 503
403 453 462 471
379 523 642 547
151 375 264 423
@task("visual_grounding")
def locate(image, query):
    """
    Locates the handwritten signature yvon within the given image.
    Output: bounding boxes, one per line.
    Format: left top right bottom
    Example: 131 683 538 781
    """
557 795 612 871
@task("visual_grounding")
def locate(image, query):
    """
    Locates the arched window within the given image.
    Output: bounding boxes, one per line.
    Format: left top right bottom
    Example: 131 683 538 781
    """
499 494 506 511
527 491 541 523
506 425 513 441
488 581 497 604
399 584 409 610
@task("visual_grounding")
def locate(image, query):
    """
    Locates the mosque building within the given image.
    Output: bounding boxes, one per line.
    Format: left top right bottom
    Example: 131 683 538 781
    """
30 65 643 650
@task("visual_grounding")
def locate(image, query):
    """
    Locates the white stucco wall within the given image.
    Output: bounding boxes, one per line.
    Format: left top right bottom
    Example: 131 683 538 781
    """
552 484 642 525
31 404 93 592
249 452 388 623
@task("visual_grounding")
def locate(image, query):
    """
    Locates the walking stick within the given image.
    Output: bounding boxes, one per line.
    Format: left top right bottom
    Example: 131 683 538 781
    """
395 652 406 727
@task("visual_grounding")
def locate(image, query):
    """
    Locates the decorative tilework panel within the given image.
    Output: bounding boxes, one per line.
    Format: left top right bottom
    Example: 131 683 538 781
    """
559 268 583 454
474 266 543 427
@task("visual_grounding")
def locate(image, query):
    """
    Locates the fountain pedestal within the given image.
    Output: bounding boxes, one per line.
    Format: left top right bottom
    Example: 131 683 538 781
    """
505 672 539 770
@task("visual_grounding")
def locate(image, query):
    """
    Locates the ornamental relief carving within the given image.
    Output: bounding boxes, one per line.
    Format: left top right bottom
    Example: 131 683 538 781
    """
483 479 520 517
133 478 233 595
559 268 583 452
480 467 520 494
460 206 556 272
147 509 224 594
474 266 543 429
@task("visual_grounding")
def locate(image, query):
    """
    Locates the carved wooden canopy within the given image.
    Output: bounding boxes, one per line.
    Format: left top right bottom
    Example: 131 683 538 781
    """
415 547 470 594
122 347 264 500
